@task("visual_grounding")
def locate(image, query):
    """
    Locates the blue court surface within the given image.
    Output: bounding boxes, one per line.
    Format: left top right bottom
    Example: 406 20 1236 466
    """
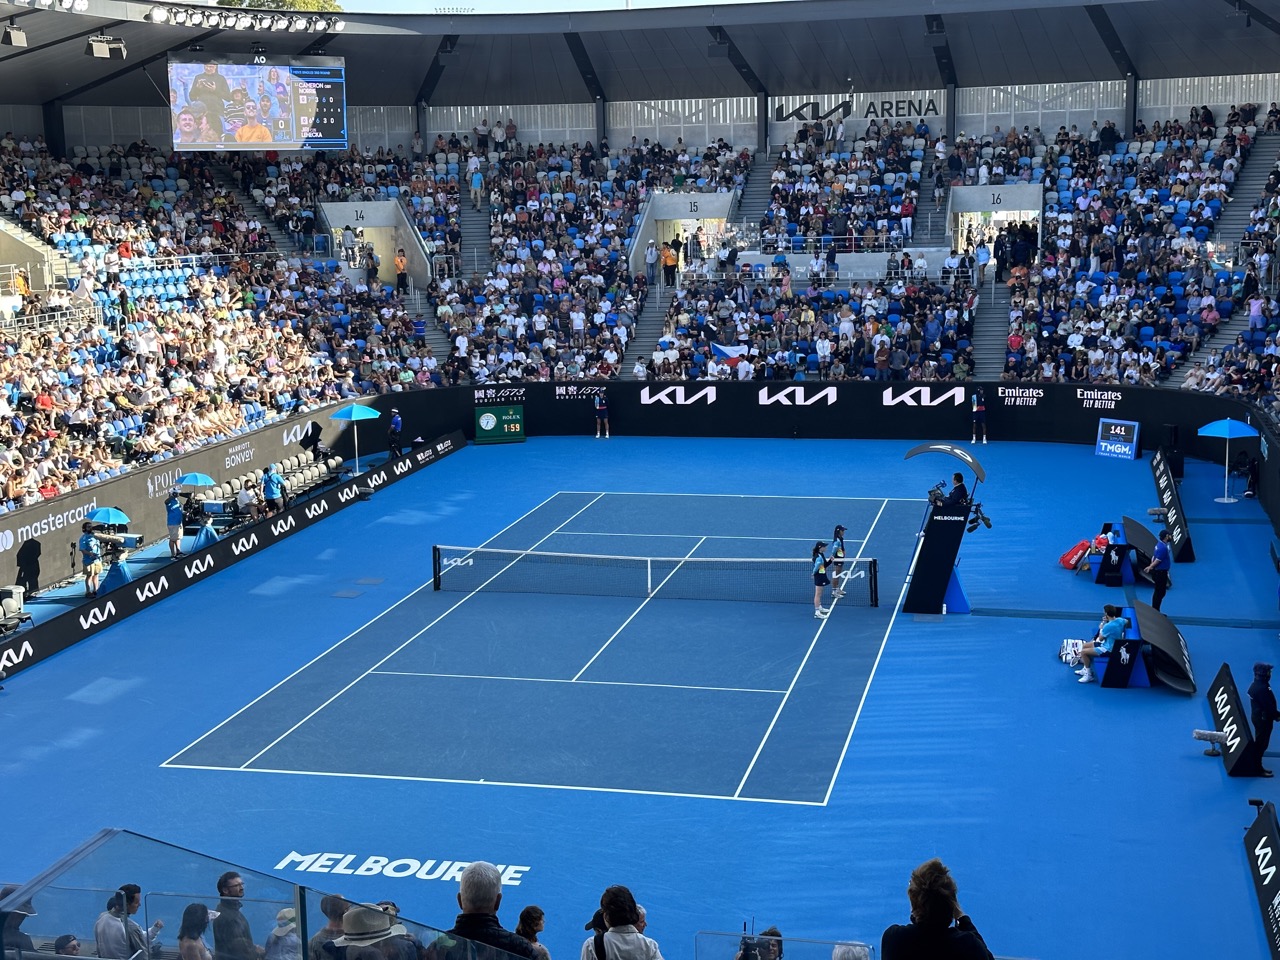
3 436 1278 960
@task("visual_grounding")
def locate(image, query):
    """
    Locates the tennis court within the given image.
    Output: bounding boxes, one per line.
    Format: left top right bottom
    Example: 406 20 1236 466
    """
162 490 924 804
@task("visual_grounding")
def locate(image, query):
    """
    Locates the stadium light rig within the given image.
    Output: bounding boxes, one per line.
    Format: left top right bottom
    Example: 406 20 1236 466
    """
145 5 344 32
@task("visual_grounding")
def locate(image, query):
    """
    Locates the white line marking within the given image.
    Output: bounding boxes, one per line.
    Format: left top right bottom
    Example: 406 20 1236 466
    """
161 490 583 766
733 498 890 799
548 531 867 543
234 494 607 770
158 763 825 806
571 536 707 681
557 491 927 501
369 670 786 695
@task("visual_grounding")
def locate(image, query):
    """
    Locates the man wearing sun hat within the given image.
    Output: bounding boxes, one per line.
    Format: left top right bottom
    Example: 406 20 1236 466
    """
331 904 415 960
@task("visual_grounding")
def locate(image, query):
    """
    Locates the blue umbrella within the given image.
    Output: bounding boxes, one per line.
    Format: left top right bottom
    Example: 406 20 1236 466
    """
177 472 216 487
328 404 381 474
86 506 130 526
1197 417 1259 503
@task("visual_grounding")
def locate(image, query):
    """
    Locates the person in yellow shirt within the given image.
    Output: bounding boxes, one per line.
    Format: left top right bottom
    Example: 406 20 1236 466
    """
234 102 273 144
394 249 408 294
660 242 678 285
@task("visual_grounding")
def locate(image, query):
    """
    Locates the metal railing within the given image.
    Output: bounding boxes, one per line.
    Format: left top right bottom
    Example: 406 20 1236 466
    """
0 300 104 335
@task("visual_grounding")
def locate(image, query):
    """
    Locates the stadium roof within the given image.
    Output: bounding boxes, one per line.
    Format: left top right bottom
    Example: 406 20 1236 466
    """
1 0 1278 107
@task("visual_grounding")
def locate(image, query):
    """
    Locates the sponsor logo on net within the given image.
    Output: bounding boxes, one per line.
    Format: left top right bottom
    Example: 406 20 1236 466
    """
275 851 530 885
997 386 1044 407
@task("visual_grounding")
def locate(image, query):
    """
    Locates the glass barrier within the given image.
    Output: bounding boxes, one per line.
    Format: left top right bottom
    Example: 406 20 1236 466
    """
696 929 876 960
0 830 535 960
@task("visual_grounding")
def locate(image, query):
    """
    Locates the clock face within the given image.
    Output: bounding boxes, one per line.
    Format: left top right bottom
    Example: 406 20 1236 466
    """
479 413 498 431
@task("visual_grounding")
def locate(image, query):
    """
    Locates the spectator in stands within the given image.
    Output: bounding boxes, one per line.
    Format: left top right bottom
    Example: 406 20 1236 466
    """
515 907 550 960
447 862 536 959
55 935 82 955
178 904 213 960
880 858 993 959
305 897 349 960
331 904 414 960
94 884 164 960
579 886 662 960
830 944 869 960
213 872 261 960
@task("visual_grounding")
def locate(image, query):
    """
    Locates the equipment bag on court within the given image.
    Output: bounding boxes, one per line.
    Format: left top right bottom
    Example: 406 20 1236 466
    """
1059 540 1091 569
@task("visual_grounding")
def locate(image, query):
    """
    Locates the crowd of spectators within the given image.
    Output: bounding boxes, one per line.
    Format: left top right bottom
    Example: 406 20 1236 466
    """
973 108 1260 388
639 258 977 382
3 857 996 960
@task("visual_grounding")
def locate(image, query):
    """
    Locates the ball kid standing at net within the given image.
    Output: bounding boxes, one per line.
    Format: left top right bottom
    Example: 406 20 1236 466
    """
830 524 847 598
812 541 832 619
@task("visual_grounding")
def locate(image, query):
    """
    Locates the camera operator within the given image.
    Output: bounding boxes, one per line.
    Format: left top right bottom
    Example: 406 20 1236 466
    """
164 486 186 559
236 477 263 521
737 928 782 960
78 521 104 597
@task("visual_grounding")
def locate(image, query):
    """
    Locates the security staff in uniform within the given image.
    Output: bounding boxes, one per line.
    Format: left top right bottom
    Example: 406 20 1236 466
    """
1249 662 1280 778
387 408 403 455
1144 528 1172 610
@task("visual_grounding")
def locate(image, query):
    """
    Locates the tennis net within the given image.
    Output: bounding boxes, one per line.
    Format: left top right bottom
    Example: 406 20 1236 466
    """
432 545 879 606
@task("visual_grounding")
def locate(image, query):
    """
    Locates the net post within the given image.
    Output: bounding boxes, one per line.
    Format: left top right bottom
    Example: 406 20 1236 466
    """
432 545 442 591
646 558 652 596
869 558 879 607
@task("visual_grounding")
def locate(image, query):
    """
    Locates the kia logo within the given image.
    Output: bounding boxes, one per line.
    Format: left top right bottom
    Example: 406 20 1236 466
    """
366 472 387 487
78 602 117 629
135 577 170 602
305 501 329 519
184 556 214 578
231 533 259 556
757 386 837 406
0 640 33 670
270 516 296 536
338 488 357 503
393 460 411 476
881 386 966 407
640 385 717 405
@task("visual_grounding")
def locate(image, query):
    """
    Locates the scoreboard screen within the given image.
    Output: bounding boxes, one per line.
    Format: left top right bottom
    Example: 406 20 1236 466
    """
167 55 347 151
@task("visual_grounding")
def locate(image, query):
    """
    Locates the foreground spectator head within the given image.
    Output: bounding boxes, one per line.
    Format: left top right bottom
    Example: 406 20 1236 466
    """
830 945 868 960
515 906 544 943
179 903 210 941
599 885 640 930
457 861 504 914
905 858 960 928
217 872 244 899
332 905 406 948
55 935 80 955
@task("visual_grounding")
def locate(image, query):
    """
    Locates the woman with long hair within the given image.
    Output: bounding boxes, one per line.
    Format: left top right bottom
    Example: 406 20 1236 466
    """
177 904 211 960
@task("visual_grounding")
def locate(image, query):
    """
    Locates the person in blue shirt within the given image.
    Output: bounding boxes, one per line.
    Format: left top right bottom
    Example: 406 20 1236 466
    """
387 408 403 454
1144 528 1172 610
164 486 186 558
261 464 285 516
1076 603 1128 683
78 521 103 597
812 541 832 619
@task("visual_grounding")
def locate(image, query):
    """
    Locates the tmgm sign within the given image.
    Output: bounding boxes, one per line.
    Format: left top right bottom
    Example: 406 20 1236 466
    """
1095 418 1140 460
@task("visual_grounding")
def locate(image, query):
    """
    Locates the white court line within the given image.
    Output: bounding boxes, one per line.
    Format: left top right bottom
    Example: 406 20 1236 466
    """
370 670 786 695
732 497 890 799
234 493 608 770
156 762 826 806
571 536 707 681
547 531 867 543
160 490 587 767
559 490 927 501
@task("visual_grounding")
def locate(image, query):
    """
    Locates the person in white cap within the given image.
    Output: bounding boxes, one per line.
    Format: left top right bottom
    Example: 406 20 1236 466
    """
644 239 658 285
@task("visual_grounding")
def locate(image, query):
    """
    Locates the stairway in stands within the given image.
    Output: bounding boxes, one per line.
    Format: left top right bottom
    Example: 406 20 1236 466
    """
734 150 776 233
1165 133 1278 387
912 184 949 248
210 165 291 250
971 279 1013 380
627 290 668 376
455 198 492 278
